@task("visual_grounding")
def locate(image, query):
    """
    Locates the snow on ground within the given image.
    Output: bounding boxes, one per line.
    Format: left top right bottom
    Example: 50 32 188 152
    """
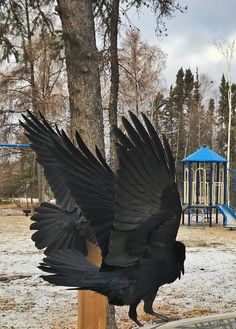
0 211 236 329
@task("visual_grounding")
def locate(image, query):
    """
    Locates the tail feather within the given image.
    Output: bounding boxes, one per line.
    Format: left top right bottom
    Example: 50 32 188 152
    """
40 249 107 291
31 202 95 255
39 249 130 294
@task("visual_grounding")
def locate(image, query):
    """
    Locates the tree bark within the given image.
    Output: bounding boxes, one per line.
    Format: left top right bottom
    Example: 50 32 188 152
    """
57 0 104 152
56 1 116 328
108 0 120 170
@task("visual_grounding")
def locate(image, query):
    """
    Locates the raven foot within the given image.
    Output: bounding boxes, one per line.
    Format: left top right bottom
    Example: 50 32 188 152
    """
131 317 143 327
129 302 143 327
151 312 171 322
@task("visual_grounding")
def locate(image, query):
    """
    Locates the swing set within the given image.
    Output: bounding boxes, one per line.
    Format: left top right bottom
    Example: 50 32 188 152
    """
182 145 236 227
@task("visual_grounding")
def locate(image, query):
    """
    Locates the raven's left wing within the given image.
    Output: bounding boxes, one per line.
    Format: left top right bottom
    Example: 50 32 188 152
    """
104 112 181 266
20 112 75 211
48 130 115 256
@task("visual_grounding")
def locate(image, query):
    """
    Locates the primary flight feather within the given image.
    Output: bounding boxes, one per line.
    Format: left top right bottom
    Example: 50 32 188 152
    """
21 111 185 327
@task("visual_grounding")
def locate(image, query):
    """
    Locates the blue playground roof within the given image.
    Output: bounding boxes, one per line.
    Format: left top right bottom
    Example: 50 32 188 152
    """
182 145 227 163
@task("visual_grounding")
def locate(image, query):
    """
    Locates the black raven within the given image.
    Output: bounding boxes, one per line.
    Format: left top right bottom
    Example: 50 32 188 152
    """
21 111 186 327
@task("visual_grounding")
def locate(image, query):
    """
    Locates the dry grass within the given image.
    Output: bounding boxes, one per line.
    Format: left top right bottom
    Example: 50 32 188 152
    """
182 306 218 317
0 203 19 209
0 298 17 311
177 224 236 247
0 274 31 282
49 322 76 329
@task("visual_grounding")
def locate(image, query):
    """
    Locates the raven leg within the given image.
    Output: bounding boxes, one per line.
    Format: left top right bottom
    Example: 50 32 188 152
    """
129 301 143 327
143 292 170 322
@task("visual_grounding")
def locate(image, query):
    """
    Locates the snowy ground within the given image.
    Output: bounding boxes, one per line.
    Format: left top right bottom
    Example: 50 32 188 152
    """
0 211 236 329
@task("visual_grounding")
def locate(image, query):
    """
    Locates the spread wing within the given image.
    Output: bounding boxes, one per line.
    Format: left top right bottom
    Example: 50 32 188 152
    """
45 127 115 256
20 111 75 211
20 112 96 255
104 112 181 267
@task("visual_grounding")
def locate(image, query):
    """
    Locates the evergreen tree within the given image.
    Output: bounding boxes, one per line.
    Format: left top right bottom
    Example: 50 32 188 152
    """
184 68 196 155
208 98 215 114
161 86 177 151
218 74 229 124
172 68 185 167
193 68 201 105
193 68 202 147
217 75 236 167
184 68 194 109
203 98 215 149
230 84 236 169
217 74 230 156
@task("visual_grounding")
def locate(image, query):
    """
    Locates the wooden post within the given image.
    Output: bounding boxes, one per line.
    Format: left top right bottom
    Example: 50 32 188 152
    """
78 243 107 329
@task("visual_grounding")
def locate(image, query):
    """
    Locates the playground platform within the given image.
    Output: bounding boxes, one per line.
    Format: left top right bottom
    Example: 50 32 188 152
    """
141 312 236 328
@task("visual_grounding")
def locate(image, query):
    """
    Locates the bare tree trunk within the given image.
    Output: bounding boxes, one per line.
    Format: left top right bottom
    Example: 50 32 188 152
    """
214 39 235 205
57 0 104 152
36 163 46 203
108 0 120 170
25 0 45 204
56 1 116 328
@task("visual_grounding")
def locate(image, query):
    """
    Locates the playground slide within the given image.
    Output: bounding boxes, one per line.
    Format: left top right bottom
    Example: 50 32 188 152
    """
216 205 236 228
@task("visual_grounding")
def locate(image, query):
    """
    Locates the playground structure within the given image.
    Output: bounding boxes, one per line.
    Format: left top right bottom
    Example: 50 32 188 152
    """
182 145 236 227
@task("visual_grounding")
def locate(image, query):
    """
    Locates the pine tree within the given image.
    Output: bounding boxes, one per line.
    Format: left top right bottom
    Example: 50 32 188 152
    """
193 68 202 147
204 98 215 149
193 68 201 105
230 84 236 169
217 75 236 167
217 74 230 156
172 68 185 167
161 86 177 151
184 68 196 155
184 68 194 109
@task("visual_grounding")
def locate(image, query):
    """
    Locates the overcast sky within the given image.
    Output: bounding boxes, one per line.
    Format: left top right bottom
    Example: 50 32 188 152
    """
128 0 236 89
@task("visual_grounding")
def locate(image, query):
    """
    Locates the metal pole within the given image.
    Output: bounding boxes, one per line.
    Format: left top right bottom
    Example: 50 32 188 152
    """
182 162 185 225
216 163 220 223
196 162 199 223
224 163 227 205
209 162 213 227
188 162 192 226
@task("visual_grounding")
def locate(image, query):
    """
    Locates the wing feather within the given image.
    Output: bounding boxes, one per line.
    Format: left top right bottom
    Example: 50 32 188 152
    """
20 113 96 255
104 112 181 266
46 129 115 255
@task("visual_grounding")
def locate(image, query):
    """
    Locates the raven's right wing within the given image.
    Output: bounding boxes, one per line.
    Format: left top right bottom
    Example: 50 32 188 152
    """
104 112 182 267
20 112 95 255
